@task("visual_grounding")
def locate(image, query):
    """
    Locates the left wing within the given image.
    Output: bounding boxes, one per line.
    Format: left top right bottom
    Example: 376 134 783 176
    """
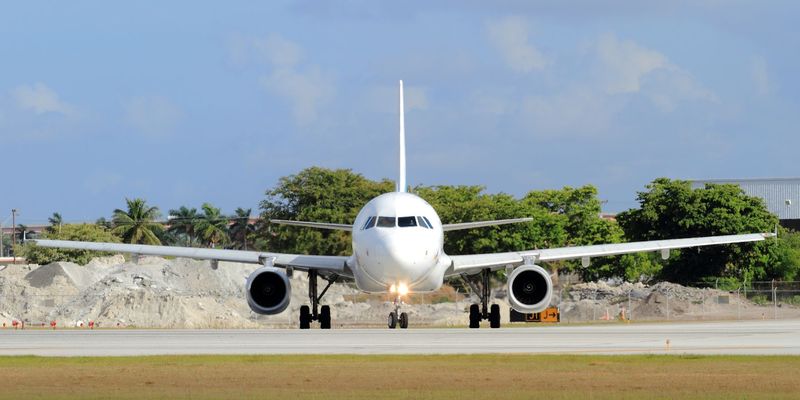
443 217 533 232
447 232 773 275
34 239 350 274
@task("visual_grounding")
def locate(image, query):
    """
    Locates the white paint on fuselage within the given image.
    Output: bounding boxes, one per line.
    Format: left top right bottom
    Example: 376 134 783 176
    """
350 192 450 293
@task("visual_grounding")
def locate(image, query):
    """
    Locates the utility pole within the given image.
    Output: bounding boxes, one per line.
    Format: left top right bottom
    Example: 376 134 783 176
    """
11 209 17 264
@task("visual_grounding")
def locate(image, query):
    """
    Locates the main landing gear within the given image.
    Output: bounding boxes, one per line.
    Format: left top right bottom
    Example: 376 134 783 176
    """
463 269 501 329
388 295 409 329
299 270 338 329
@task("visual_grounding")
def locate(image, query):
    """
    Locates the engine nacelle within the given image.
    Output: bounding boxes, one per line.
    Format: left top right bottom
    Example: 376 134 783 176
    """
507 264 553 313
246 267 291 315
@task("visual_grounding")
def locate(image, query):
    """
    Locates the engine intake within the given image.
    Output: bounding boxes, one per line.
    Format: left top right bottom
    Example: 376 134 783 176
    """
246 267 291 315
507 264 553 313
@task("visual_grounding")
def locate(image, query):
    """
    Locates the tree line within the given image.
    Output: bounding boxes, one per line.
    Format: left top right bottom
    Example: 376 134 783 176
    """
17 167 800 285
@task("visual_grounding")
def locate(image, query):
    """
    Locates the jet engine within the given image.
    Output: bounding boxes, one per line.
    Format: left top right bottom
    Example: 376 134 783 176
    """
507 264 553 313
246 267 291 315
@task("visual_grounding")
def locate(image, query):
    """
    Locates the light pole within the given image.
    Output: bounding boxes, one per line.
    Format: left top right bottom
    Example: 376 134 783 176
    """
11 209 17 264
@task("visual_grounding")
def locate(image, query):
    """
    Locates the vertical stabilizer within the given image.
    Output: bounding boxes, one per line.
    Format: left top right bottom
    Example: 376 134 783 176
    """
398 80 407 193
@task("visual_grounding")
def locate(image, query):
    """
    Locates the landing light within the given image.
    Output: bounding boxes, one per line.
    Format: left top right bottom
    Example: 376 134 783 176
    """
397 282 409 296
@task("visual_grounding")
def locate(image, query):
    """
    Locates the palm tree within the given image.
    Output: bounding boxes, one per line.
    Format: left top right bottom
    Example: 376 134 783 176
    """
228 207 256 250
47 212 63 234
168 206 199 246
195 203 229 248
112 198 164 245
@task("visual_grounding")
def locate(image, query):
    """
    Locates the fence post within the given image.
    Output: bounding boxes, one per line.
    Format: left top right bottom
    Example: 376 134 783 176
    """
666 292 670 320
701 290 705 319
737 287 741 320
773 281 778 320
628 291 632 321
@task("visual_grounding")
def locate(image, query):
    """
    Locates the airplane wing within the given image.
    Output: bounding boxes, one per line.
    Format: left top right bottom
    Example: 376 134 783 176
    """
442 217 533 232
447 232 773 275
270 219 353 231
33 239 350 274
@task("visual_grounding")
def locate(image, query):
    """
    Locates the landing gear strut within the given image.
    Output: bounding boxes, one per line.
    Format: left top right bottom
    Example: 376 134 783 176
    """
299 270 337 329
388 295 409 329
463 269 501 329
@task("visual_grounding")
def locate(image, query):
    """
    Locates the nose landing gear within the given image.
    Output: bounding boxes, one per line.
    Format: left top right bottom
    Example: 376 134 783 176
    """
388 295 409 329
300 270 337 329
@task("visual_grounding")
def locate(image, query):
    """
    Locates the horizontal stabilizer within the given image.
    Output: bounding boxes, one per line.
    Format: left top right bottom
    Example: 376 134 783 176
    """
270 219 353 231
442 217 533 232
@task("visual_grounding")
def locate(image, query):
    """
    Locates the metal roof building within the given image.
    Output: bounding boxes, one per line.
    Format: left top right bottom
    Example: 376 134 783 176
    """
689 178 800 229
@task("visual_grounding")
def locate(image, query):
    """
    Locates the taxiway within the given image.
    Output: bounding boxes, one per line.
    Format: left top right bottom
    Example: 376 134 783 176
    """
1 319 798 356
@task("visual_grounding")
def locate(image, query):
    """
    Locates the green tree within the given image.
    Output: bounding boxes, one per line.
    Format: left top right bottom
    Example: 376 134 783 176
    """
47 212 63 234
195 203 229 248
17 224 121 265
95 217 112 229
112 198 164 245
259 167 393 255
168 206 199 246
617 178 778 283
229 207 256 250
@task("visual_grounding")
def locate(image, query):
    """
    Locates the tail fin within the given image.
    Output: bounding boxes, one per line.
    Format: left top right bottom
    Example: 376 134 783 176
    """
398 80 407 193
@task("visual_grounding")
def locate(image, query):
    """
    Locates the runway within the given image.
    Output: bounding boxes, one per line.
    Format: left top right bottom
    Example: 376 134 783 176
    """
1 319 798 356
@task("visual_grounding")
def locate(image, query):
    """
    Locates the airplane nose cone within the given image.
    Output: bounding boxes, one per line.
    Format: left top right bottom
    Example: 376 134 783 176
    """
377 240 427 281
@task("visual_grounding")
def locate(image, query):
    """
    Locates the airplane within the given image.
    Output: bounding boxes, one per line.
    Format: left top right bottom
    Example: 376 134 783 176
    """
35 81 773 329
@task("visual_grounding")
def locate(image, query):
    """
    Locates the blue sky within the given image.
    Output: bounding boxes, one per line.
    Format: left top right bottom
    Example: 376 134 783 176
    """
1 1 799 225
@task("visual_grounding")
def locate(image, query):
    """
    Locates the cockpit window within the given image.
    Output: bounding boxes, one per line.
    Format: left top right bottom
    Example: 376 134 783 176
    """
362 216 377 230
422 216 434 229
398 216 417 227
417 216 431 229
376 216 396 228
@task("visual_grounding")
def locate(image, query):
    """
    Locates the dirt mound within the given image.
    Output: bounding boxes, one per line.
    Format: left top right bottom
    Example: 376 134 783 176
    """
2 257 798 328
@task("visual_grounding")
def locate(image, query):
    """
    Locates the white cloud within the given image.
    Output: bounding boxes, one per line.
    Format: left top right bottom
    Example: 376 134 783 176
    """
593 34 716 111
237 34 334 126
12 83 74 115
125 96 182 137
253 35 303 68
486 17 548 73
520 88 620 136
260 66 332 126
752 56 771 96
594 34 668 94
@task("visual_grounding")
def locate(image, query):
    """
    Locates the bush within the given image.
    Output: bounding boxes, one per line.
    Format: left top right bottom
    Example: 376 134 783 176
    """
17 224 121 265
750 294 770 306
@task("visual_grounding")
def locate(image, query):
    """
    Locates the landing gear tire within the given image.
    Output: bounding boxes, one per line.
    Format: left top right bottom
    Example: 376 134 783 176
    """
299 305 311 330
388 311 398 329
489 304 501 329
399 312 409 329
469 304 481 329
320 305 332 329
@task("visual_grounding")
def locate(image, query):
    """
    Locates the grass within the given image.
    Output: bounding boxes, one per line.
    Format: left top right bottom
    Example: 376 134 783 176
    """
1 354 799 399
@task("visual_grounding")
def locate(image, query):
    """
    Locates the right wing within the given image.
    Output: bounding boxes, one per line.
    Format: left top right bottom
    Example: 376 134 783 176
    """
270 219 353 231
33 239 350 274
448 232 773 275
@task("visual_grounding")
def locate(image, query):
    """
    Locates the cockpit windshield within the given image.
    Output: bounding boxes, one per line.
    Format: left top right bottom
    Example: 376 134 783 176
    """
398 216 417 227
368 215 433 229
376 216 396 228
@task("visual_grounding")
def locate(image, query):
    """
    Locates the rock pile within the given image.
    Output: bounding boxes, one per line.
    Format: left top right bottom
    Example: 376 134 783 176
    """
1 257 796 328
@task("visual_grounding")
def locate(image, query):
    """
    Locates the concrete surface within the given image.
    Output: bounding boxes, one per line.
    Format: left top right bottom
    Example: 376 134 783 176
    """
1 319 799 356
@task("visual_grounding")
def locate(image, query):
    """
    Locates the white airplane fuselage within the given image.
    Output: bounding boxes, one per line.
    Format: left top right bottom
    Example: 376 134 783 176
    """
350 192 451 293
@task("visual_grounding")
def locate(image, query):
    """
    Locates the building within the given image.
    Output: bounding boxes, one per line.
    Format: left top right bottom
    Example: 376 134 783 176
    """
689 178 800 230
